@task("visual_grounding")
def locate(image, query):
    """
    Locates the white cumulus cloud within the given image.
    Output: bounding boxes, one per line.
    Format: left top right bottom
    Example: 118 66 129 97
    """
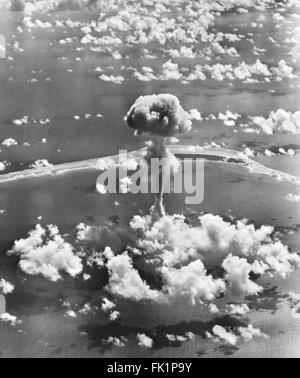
8 224 83 281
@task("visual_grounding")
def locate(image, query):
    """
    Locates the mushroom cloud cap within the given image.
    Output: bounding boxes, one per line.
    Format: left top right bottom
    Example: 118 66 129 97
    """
125 94 192 137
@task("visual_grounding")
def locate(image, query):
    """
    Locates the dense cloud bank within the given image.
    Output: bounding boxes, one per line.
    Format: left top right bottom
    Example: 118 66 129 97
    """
1 0 297 13
250 109 300 135
67 208 300 348
76 212 300 306
8 224 83 281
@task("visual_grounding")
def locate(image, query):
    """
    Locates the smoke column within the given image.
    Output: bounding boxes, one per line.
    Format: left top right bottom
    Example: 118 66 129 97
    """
0 294 5 316
125 94 192 219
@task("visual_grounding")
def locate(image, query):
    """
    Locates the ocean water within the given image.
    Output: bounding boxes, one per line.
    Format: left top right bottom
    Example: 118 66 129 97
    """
0 2 300 358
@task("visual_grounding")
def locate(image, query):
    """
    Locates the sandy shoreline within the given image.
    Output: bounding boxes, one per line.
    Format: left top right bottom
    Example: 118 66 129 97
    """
0 145 299 185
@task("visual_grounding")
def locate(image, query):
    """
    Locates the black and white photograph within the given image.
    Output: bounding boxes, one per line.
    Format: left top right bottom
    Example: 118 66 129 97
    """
0 0 299 360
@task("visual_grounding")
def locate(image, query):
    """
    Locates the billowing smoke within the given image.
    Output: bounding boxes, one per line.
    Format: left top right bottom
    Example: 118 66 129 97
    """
0 294 5 316
125 94 192 218
125 94 192 137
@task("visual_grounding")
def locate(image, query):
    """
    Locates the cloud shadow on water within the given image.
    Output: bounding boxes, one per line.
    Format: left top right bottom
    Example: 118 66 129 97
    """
215 344 239 356
78 315 248 355
246 286 285 314
6 291 64 315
